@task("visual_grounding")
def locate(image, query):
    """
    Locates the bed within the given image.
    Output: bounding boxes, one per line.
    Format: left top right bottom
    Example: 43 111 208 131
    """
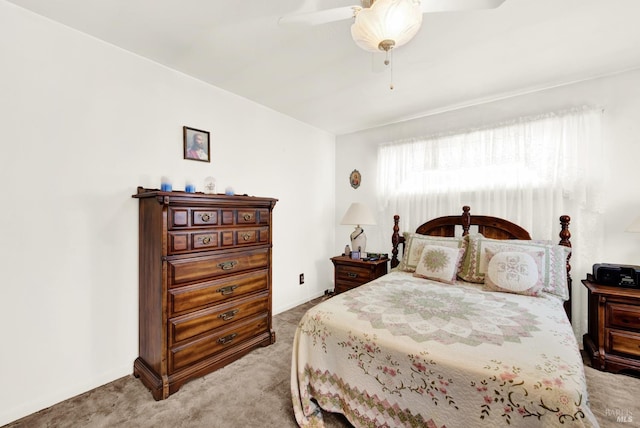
291 206 598 427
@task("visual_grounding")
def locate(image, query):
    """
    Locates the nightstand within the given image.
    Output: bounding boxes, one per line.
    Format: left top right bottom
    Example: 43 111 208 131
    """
582 275 640 374
330 255 388 294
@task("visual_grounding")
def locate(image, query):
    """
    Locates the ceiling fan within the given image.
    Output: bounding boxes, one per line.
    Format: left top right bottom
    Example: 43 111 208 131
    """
279 0 506 54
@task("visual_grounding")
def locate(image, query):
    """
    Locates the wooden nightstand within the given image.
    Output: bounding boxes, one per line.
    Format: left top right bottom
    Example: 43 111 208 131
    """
582 275 640 374
330 255 388 294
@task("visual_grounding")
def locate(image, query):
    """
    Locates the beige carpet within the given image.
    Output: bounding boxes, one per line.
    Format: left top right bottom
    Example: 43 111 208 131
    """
5 298 640 428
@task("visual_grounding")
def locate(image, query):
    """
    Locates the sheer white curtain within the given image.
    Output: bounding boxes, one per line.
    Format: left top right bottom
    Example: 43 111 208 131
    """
376 107 604 341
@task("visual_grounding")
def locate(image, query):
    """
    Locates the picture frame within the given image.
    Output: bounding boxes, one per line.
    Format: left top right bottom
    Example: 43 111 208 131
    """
183 126 210 162
349 169 361 189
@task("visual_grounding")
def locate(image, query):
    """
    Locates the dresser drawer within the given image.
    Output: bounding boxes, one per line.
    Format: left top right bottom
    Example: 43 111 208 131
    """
607 303 640 331
169 313 270 373
192 210 219 226
169 270 268 315
168 248 269 286
169 207 219 228
170 293 269 344
168 230 219 253
608 329 640 358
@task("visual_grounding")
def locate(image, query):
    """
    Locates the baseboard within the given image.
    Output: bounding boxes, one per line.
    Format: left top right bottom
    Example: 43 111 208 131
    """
273 290 326 315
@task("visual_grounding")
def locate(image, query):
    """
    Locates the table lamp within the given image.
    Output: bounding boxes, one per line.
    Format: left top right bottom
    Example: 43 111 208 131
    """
340 202 376 253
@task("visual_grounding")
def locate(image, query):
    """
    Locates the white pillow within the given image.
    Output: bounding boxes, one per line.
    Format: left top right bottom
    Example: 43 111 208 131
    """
413 245 465 284
459 234 571 300
483 249 545 296
399 233 467 273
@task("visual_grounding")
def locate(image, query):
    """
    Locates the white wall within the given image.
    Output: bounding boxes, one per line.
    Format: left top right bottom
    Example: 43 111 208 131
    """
336 67 640 340
0 2 335 425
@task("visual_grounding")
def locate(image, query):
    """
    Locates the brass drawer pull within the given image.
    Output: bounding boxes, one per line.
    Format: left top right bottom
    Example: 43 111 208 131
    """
218 309 239 321
201 236 211 245
216 285 238 295
348 272 358 278
243 213 253 221
217 261 238 270
218 333 237 345
201 213 211 222
242 233 252 241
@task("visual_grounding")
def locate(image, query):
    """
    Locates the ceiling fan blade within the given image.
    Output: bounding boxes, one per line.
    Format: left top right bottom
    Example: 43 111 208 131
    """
421 0 506 13
278 6 358 26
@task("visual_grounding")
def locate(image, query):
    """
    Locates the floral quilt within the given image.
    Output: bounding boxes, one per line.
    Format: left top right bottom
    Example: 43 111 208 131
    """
291 271 598 427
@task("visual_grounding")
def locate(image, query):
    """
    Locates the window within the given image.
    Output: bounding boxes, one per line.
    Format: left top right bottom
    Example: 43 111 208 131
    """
376 106 604 339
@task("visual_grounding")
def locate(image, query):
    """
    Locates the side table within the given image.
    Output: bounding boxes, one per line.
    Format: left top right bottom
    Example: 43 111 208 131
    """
582 275 640 374
330 255 388 294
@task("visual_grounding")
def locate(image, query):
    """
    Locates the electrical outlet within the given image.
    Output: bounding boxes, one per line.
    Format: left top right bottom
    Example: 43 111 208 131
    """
299 273 304 284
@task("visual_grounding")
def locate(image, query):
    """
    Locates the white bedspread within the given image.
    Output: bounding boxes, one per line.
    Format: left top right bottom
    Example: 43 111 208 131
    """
291 271 598 427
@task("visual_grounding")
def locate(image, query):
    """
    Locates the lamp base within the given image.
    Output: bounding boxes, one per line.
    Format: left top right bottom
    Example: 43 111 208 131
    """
350 226 367 253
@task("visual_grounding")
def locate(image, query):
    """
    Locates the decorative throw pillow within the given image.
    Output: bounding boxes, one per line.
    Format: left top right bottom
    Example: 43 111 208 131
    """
483 249 545 296
459 234 571 300
413 245 466 284
398 233 467 273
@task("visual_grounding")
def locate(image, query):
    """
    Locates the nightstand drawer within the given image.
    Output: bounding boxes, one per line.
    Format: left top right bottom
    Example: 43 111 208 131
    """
608 330 640 357
607 303 640 331
335 264 373 284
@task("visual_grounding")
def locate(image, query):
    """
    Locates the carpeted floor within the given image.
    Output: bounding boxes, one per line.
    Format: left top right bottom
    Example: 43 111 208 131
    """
4 297 640 428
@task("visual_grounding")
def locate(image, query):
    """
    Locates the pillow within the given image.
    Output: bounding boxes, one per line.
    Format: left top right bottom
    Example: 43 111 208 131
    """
459 234 571 300
483 249 545 296
413 245 466 284
398 233 467 273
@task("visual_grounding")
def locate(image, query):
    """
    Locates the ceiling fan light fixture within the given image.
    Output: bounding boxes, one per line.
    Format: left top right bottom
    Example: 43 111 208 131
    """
351 0 423 53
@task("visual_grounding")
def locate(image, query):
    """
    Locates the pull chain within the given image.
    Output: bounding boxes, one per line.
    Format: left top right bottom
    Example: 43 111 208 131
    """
384 50 394 90
389 49 394 90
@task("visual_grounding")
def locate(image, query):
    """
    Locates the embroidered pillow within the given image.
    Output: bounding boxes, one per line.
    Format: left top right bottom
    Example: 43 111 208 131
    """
459 234 571 300
413 245 466 284
483 249 545 296
398 233 467 273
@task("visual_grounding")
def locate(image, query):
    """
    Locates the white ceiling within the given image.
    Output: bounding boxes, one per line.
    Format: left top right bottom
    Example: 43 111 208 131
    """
7 0 640 135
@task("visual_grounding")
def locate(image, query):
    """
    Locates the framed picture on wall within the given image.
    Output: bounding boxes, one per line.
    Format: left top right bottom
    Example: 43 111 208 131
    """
349 169 361 189
183 126 210 162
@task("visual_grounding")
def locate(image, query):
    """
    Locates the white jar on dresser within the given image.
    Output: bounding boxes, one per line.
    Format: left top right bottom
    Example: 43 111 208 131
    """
132 187 277 400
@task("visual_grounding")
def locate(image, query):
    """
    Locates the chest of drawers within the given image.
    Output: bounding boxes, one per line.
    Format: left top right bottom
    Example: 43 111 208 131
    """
133 187 277 399
582 276 640 374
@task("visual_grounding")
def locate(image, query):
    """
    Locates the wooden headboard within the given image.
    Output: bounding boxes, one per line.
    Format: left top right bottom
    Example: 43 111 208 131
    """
390 206 573 321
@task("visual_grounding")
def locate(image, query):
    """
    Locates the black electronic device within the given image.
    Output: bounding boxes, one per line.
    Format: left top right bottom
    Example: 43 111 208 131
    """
592 263 640 288
366 252 388 260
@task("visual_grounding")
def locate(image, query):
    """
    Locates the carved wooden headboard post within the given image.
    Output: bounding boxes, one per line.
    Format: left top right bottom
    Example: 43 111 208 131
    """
391 215 402 269
461 205 471 235
559 215 572 322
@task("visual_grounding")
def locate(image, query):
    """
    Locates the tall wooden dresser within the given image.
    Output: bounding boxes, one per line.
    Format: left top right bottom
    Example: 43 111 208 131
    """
132 187 277 399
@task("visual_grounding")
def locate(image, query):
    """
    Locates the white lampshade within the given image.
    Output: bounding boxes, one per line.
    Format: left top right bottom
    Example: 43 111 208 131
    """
340 203 376 226
627 216 640 232
351 0 423 53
